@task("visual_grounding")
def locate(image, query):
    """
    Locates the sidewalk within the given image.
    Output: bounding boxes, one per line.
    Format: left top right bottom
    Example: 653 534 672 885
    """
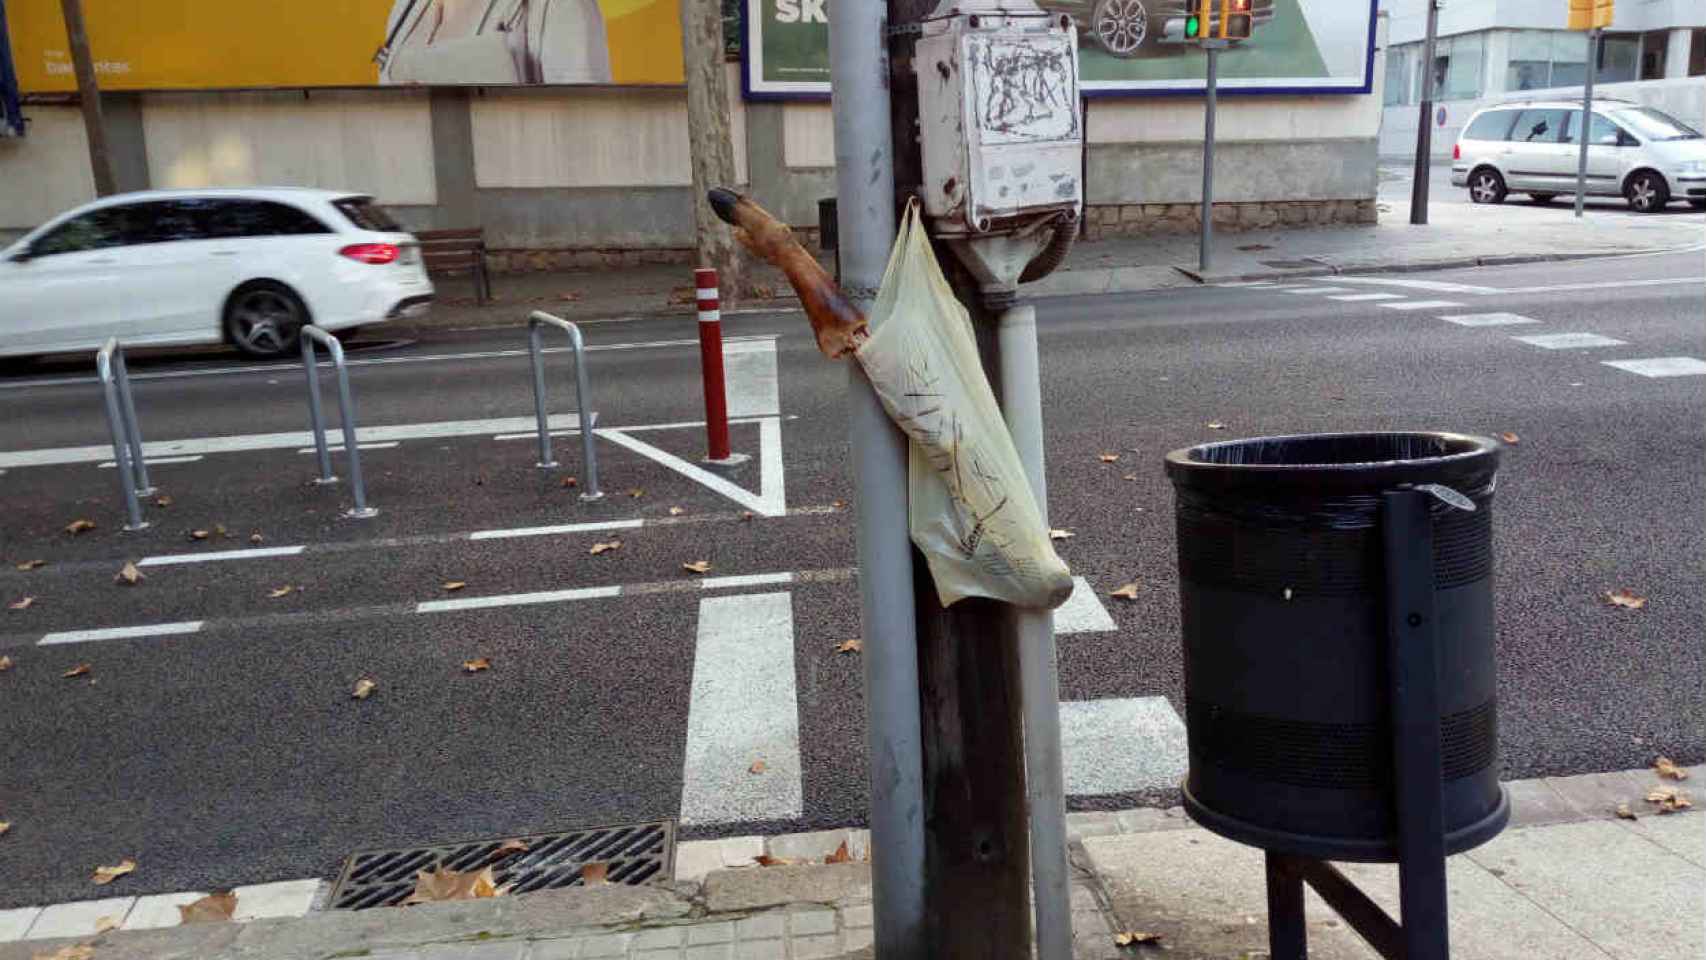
8 764 1697 960
404 199 1704 333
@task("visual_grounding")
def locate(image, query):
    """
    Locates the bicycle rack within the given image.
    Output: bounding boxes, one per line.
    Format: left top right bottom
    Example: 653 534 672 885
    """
301 325 378 519
95 338 156 531
528 311 603 501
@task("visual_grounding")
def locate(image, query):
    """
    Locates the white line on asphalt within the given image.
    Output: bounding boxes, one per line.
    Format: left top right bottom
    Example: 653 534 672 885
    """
1511 333 1628 350
1379 300 1463 311
1326 293 1405 302
679 592 802 825
1440 312 1542 327
724 339 781 419
137 546 307 567
1060 697 1189 796
293 441 400 454
1055 577 1117 635
596 417 786 517
1330 276 1499 295
96 455 204 469
1601 357 1706 378
700 572 794 590
492 415 780 442
1497 277 1704 295
467 519 644 541
415 585 621 614
1213 281 1276 288
38 621 205 645
1282 287 1356 295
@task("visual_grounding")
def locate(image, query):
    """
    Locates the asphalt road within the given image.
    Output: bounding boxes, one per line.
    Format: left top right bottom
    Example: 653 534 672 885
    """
1378 159 1706 217
0 250 1701 908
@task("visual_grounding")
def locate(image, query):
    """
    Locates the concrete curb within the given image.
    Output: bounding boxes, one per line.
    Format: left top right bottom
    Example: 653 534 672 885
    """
1170 244 1693 286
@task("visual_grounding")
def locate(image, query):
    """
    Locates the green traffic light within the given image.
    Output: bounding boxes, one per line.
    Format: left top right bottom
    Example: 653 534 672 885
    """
1186 14 1200 37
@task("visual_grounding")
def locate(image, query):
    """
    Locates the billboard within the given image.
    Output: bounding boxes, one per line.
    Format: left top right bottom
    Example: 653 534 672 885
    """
5 0 686 92
0 0 20 136
743 0 1378 99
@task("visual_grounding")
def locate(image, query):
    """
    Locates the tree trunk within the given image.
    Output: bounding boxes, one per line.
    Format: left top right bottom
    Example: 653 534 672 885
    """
60 0 115 196
679 0 743 300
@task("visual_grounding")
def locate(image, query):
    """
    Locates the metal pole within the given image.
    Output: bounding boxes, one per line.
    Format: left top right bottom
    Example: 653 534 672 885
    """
112 349 153 496
96 343 145 531
325 333 377 519
58 0 115 196
1574 29 1599 219
1265 853 1308 960
831 0 926 955
995 302 1071 960
695 267 736 463
566 322 603 500
1410 0 1440 225
529 322 559 469
302 334 336 484
1198 43 1221 273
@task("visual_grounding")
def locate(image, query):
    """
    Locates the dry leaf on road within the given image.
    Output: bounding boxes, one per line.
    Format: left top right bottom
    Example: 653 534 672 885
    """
214 525 227 538
154 495 173 507
580 862 610 886
462 658 492 673
189 530 210 541
1122 473 1138 482
351 677 377 700
1614 802 1637 820
34 945 95 960
836 639 863 655
92 858 136 885
249 532 264 544
0 655 12 672
1109 583 1140 600
114 562 144 586
268 586 294 599
668 506 685 516
63 664 91 678
1603 588 1646 610
1646 787 1692 813
681 560 712 574
15 560 45 571
1098 453 1120 463
1114 930 1163 946
752 854 801 867
749 759 768 775
65 519 96 535
0 820 11 836
442 581 467 592
492 839 529 858
832 499 846 509
560 476 578 488
825 841 852 864
1049 529 1075 541
1500 432 1520 445
177 890 237 924
92 915 121 934
1206 422 1227 430
740 511 755 522
403 865 508 904
1655 757 1689 781
9 597 34 611
589 540 622 555
628 488 645 499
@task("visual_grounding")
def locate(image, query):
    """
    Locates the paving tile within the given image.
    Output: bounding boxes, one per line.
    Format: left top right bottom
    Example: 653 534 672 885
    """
840 904 873 929
766 829 852 863
1615 808 1705 868
632 926 686 948
1066 812 1122 841
1503 778 1580 828
123 891 208 931
1546 770 1650 819
230 878 320 921
24 896 137 940
1113 807 1192 833
841 926 874 952
675 841 725 883
421 943 527 960
686 921 734 945
577 932 633 957
0 908 41 942
636 949 684 960
731 940 786 960
717 836 766 868
525 940 582 959
684 945 732 960
735 912 786 941
788 907 837 937
791 933 841 959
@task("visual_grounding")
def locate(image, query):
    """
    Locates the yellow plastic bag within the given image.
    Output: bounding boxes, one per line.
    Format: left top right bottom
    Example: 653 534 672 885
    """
855 203 1073 611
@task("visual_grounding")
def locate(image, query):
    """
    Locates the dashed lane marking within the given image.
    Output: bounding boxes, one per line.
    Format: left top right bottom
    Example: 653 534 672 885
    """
1055 576 1117 634
39 621 204 645
467 519 644 541
700 572 794 590
138 546 307 567
415 585 622 614
1326 293 1404 302
1329 276 1498 295
1602 357 1706 378
1440 312 1542 327
96 455 204 469
293 441 399 455
1511 333 1628 350
1378 300 1463 311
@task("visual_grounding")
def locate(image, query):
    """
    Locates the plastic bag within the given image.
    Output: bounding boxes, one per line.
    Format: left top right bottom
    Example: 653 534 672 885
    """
855 203 1073 611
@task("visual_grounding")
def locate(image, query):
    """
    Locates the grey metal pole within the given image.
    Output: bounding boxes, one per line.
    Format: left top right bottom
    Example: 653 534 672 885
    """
303 335 336 484
995 302 1071 960
112 349 154 496
1198 43 1221 273
529 323 559 469
96 345 146 531
830 2 926 956
1411 0 1440 225
566 323 603 501
321 332 377 519
1574 29 1599 219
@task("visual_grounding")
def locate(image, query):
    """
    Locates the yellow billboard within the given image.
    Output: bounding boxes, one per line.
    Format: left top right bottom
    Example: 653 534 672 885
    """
7 0 684 93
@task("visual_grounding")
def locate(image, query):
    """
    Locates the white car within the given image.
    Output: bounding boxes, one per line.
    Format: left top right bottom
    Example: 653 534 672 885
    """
1451 99 1706 213
0 188 434 360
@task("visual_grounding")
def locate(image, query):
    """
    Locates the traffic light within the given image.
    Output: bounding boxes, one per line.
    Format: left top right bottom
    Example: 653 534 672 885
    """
1567 0 1614 30
1220 0 1253 39
1185 0 1212 39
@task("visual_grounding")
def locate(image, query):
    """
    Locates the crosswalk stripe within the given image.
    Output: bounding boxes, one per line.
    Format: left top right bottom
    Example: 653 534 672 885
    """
700 572 794 590
1440 312 1541 327
1056 577 1117 634
39 621 204 645
1512 333 1627 350
1060 697 1188 796
1602 357 1706 378
1282 287 1355 295
467 519 644 541
138 546 306 567
1379 300 1463 311
415 585 621 613
1327 293 1404 302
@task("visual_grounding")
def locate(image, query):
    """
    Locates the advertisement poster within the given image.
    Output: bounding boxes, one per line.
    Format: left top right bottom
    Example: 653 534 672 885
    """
6 0 686 92
744 0 1377 99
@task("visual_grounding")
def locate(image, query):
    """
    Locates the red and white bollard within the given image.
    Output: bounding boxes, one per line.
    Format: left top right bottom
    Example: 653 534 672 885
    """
694 268 741 465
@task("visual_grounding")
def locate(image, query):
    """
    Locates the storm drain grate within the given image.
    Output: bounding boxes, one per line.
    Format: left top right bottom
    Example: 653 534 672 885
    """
328 820 675 910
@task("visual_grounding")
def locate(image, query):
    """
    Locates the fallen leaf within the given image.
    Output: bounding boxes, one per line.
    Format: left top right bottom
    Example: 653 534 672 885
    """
628 488 645 499
752 854 801 867
91 858 136 885
1098 453 1120 463
0 655 12 672
189 530 209 541
214 525 227 538
268 586 294 599
462 657 492 673
1646 787 1693 813
836 639 863 655
682 560 712 574
114 562 143 585
249 532 264 544
493 839 530 858
1207 422 1227 430
15 560 45 571
560 476 579 489
351 677 377 700
9 596 34 611
749 759 767 774
442 581 467 592
1614 802 1637 820
1604 588 1646 610
0 820 10 836
589 540 622 555
580 862 610 886
154 495 173 507
177 890 237 924
62 664 91 678
1655 757 1689 781
1113 930 1163 946
558 291 583 302
1121 473 1138 482
740 511 755 522
832 499 846 509
403 865 508 904
669 506 685 516
65 519 96 535
1109 582 1140 600
824 840 852 864
34 946 95 960
93 915 120 934
1500 432 1520 445
1049 529 1075 541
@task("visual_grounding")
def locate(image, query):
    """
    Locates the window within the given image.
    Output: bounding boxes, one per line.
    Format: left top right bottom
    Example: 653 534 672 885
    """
1464 110 1517 142
1640 30 1669 81
1506 30 1555 91
333 197 402 232
205 200 330 239
1384 43 1415 107
1509 109 1568 144
30 205 145 257
1561 113 1632 147
1597 34 1639 84
1429 33 1485 101
1608 107 1703 142
1551 31 1589 87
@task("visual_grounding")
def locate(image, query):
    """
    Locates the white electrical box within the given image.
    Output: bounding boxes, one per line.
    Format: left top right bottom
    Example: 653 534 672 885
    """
916 12 1083 236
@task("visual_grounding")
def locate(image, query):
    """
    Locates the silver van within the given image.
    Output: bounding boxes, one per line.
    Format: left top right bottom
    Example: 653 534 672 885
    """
1450 98 1706 212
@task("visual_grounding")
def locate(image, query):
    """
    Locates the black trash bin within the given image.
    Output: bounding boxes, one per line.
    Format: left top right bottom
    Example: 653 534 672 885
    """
1164 432 1508 863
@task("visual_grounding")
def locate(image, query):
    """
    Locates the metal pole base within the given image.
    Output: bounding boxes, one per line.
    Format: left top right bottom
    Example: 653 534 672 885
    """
702 452 751 469
578 491 606 503
122 521 151 533
344 506 380 520
134 485 158 498
536 461 561 470
312 476 341 486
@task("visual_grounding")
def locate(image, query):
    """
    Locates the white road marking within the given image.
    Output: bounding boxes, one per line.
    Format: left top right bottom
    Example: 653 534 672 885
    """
227 879 323 922
679 592 802 825
1214 281 1276 288
416 585 621 614
1498 277 1703 295
1282 287 1356 295
137 546 306 567
0 414 589 470
597 417 786 517
1440 312 1542 327
18 896 137 940
467 519 645 541
724 339 781 418
293 441 399 454
38 621 205 645
123 892 208 931
1326 293 1404 302
1060 697 1189 796
701 572 794 590
491 415 776 442
1330 276 1498 295
10 875 338 941
96 454 205 469
1512 333 1628 350
0 908 39 942
1379 300 1463 311
1054 577 1117 635
1602 357 1706 378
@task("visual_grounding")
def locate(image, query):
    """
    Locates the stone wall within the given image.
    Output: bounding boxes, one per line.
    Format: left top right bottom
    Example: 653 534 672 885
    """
1082 199 1378 239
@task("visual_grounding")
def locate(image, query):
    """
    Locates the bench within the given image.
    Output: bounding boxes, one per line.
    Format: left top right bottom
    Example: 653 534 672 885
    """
415 228 493 304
